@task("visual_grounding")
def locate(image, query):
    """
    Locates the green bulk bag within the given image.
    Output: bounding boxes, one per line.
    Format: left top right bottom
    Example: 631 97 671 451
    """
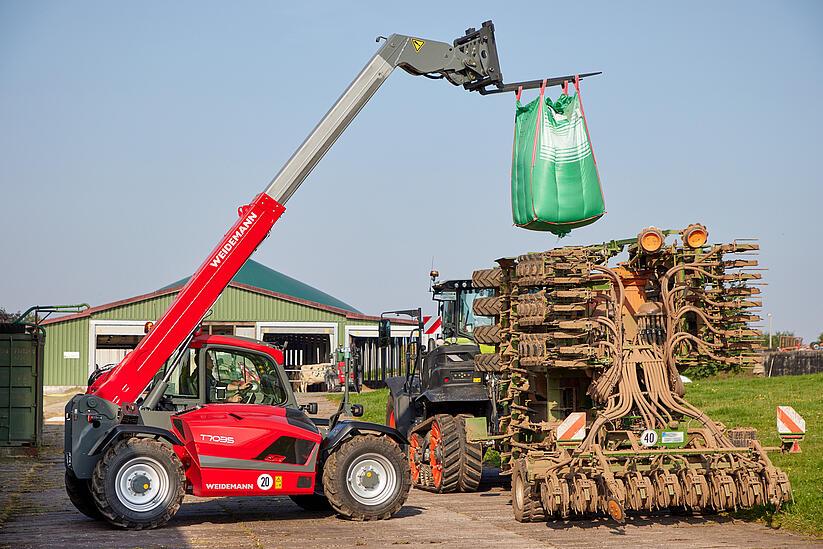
511 79 605 236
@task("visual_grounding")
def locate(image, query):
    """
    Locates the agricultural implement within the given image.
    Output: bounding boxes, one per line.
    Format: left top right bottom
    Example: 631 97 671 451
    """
469 224 793 521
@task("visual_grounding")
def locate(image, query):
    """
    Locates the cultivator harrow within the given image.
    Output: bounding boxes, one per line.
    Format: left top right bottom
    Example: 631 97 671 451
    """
471 225 790 521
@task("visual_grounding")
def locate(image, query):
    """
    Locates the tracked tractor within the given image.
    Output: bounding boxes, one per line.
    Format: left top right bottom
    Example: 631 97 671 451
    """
383 279 501 493
63 21 598 528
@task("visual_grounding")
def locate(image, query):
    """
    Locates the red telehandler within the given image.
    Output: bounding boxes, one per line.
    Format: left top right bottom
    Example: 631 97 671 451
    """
64 21 597 529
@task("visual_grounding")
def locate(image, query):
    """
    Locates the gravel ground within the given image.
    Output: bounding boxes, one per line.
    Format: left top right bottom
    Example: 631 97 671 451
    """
1 395 819 549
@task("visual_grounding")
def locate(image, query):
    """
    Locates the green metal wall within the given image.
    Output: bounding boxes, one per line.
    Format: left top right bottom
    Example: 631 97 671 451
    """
43 318 89 387
43 286 377 387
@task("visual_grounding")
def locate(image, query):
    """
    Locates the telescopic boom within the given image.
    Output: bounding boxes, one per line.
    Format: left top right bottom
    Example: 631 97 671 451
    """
90 21 598 404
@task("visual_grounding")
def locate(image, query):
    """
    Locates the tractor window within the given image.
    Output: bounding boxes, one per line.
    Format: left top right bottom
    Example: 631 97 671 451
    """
205 348 288 406
458 289 494 333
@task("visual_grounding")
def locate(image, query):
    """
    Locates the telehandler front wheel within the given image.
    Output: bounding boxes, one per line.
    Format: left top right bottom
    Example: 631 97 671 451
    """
91 437 185 530
322 434 410 520
65 470 103 520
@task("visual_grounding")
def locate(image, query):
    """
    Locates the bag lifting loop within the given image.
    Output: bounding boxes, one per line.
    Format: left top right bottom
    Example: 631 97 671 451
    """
515 85 523 102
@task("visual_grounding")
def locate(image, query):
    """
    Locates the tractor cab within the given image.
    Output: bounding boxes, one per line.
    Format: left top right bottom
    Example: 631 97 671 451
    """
431 279 494 342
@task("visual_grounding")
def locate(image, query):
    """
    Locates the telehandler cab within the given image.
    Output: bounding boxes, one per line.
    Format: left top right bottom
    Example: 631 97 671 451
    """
64 21 596 528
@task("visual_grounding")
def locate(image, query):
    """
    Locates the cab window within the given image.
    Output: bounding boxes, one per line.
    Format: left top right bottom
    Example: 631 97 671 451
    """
161 349 198 398
205 348 288 405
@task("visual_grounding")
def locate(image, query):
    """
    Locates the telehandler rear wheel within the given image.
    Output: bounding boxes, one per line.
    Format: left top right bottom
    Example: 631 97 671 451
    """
65 470 103 520
323 434 410 520
91 437 185 530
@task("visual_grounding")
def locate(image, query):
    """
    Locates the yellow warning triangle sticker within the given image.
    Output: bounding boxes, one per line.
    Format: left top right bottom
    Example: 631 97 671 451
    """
412 39 425 52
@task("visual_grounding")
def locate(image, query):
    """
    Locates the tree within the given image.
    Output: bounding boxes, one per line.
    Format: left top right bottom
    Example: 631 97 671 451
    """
0 307 18 323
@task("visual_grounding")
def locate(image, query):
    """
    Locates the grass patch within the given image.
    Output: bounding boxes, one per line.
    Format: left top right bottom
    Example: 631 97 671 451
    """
327 388 389 425
686 373 823 537
329 376 822 537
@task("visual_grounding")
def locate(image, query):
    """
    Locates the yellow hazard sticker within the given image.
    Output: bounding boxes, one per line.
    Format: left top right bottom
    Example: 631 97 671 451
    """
473 377 482 383
412 39 425 52
275 475 282 490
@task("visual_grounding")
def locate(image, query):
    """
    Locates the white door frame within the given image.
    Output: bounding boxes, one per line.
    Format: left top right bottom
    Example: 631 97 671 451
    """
88 319 149 376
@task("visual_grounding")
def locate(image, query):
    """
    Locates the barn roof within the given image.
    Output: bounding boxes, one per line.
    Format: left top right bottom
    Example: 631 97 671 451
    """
161 260 361 314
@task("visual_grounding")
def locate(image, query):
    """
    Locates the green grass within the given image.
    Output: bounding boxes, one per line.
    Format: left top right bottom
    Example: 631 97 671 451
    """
329 375 822 537
685 373 823 537
327 388 389 424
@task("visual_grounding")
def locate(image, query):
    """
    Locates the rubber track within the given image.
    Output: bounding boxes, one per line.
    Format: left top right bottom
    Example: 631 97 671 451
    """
473 324 502 345
322 434 410 520
472 268 502 289
91 437 185 530
474 353 501 372
432 414 461 493
456 415 483 492
473 296 503 317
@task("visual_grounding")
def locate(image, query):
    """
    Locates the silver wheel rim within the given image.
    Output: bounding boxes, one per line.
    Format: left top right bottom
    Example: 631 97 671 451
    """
345 452 397 507
114 456 170 513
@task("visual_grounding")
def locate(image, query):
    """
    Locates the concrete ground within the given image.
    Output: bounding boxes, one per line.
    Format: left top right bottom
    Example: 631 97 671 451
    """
1 394 819 549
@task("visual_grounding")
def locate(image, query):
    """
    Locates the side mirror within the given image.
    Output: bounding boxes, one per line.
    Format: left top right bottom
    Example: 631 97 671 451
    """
377 318 392 348
351 404 364 417
300 402 319 415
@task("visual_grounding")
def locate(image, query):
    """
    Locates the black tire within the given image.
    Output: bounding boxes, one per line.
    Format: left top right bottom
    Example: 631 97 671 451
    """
474 353 501 372
429 414 460 493
512 458 546 523
289 494 332 512
322 434 410 521
65 470 103 520
472 268 502 289
474 325 502 345
473 296 503 317
91 437 185 530
456 415 483 493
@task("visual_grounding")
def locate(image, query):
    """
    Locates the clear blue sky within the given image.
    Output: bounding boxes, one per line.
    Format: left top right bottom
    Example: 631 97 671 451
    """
1 1 821 342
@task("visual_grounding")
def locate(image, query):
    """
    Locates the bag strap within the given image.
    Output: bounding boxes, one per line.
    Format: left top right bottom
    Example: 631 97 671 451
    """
515 85 523 103
531 79 547 168
562 80 569 96
574 74 605 204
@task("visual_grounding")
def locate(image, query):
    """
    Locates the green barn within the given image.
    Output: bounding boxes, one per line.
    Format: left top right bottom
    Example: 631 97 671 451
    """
41 260 415 392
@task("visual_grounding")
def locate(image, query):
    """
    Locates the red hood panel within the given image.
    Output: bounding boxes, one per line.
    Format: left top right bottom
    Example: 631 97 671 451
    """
175 404 320 462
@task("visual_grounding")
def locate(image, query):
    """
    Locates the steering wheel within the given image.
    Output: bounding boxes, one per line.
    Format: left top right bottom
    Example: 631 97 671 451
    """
236 380 260 403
